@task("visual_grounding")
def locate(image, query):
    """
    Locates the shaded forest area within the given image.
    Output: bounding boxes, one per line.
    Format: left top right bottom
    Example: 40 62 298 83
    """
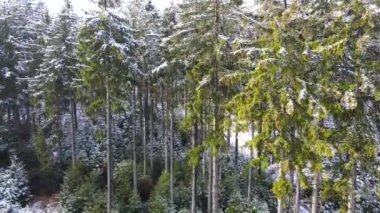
0 0 380 212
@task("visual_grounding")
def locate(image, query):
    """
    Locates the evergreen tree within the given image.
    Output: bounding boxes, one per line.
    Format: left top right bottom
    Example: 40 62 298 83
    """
77 3 139 211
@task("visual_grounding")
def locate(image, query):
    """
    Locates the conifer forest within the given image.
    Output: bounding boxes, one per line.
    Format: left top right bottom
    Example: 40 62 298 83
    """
1 0 380 212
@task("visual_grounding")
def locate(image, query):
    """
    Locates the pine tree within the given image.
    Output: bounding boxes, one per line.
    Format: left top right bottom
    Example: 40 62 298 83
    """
36 0 79 167
77 2 139 211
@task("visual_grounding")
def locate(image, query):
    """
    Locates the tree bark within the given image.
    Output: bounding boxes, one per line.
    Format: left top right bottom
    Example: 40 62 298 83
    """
347 158 357 213
294 167 300 213
234 130 239 172
144 83 149 175
162 85 168 172
170 89 174 204
106 75 113 213
277 164 284 213
247 123 254 202
191 120 198 213
212 153 219 213
140 83 147 175
70 91 76 167
208 152 213 213
133 86 138 192
311 170 320 213
149 85 154 172
289 166 294 212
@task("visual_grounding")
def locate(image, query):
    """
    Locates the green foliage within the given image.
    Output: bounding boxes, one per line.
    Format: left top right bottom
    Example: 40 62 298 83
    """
272 177 291 200
152 172 170 198
114 160 134 212
225 193 269 213
60 164 105 213
149 172 172 213
149 193 170 213
77 11 137 117
173 182 191 211
34 129 51 174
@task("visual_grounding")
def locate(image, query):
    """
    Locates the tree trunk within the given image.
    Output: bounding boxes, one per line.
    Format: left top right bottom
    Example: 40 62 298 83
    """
234 130 239 172
144 84 149 175
311 170 320 213
133 86 138 192
208 152 213 213
212 153 219 213
70 91 76 167
191 120 198 213
201 111 206 180
247 123 254 202
140 84 147 175
284 0 287 8
149 85 154 172
347 158 357 213
289 166 294 212
73 98 78 129
294 167 300 213
162 85 168 172
106 75 113 213
277 164 284 213
170 90 174 204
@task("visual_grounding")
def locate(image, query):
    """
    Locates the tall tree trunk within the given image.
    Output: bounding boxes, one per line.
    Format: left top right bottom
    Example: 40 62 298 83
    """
70 91 76 167
294 167 300 213
141 83 147 175
289 166 294 212
106 75 113 213
201 111 206 180
170 89 174 204
212 153 219 213
149 85 154 172
277 163 284 213
283 0 287 8
247 123 254 202
191 120 198 213
234 130 239 172
145 84 149 175
73 98 78 129
208 152 213 213
347 158 357 213
311 170 320 213
162 85 168 172
133 86 138 191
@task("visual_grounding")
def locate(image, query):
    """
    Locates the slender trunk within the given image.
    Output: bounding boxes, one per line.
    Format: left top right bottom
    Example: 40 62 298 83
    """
212 154 219 213
201 111 206 180
162 85 168 172
247 123 254 202
227 117 231 149
207 152 213 213
149 86 154 172
141 84 147 175
289 166 294 212
106 75 113 213
347 158 357 213
170 90 174 204
184 89 187 118
191 120 198 213
284 0 287 8
144 84 149 175
70 91 76 167
247 149 252 202
294 167 300 213
234 130 238 172
277 164 284 213
73 98 78 129
133 86 138 191
311 170 320 213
